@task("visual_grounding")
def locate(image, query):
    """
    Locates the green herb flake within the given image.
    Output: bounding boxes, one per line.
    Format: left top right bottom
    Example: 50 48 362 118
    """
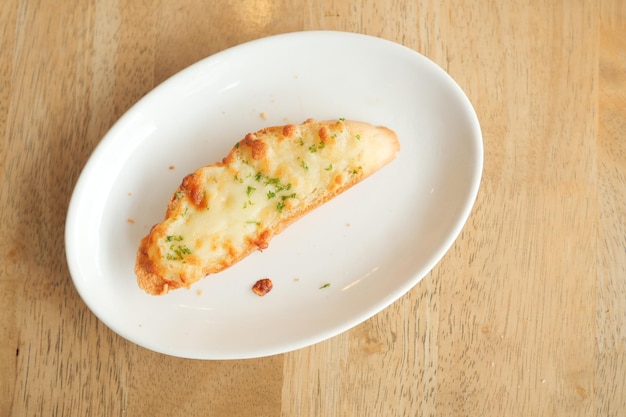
166 235 184 242
265 177 280 187
281 193 296 201
276 201 285 213
265 176 291 192
300 160 309 170
175 191 183 199
254 172 263 182
166 244 192 261
308 144 317 153
246 220 260 226
324 163 333 171
339 117 345 121
319 283 331 289
267 190 276 199
246 186 256 197
355 134 361 140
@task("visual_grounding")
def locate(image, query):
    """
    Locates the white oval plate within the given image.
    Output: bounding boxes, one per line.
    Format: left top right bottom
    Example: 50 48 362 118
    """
65 31 482 359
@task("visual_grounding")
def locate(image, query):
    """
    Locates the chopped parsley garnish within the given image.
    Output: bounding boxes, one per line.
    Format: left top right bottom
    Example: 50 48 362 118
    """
308 141 325 153
281 193 296 201
166 244 192 261
246 186 256 197
166 235 183 242
319 283 331 289
324 163 333 171
339 117 345 121
350 166 363 176
265 177 280 186
246 220 260 225
276 201 285 213
300 160 309 170
355 134 361 140
175 191 183 199
265 177 291 192
253 172 293 198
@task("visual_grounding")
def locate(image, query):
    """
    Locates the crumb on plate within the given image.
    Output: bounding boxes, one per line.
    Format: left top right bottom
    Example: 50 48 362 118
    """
252 278 273 296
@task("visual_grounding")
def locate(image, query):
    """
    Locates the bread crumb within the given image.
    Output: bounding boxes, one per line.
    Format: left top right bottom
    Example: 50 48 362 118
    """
346 223 351 227
197 289 203 296
127 218 135 224
293 277 300 283
259 112 267 120
169 165 175 170
128 192 132 196
252 278 273 296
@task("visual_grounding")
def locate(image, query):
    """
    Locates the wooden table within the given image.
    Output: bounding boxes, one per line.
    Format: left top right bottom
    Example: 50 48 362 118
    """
1 1 625 415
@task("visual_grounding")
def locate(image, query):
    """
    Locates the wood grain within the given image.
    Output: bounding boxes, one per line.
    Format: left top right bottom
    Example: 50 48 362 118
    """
597 10 626 416
1 0 625 416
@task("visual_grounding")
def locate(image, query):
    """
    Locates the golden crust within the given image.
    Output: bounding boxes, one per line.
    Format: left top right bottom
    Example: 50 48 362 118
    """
135 119 399 295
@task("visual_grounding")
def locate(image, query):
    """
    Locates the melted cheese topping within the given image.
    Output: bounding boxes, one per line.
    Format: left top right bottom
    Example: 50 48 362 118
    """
137 119 399 293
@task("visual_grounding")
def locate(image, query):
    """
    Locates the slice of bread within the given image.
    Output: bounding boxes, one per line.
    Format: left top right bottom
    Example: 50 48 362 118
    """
135 118 400 295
